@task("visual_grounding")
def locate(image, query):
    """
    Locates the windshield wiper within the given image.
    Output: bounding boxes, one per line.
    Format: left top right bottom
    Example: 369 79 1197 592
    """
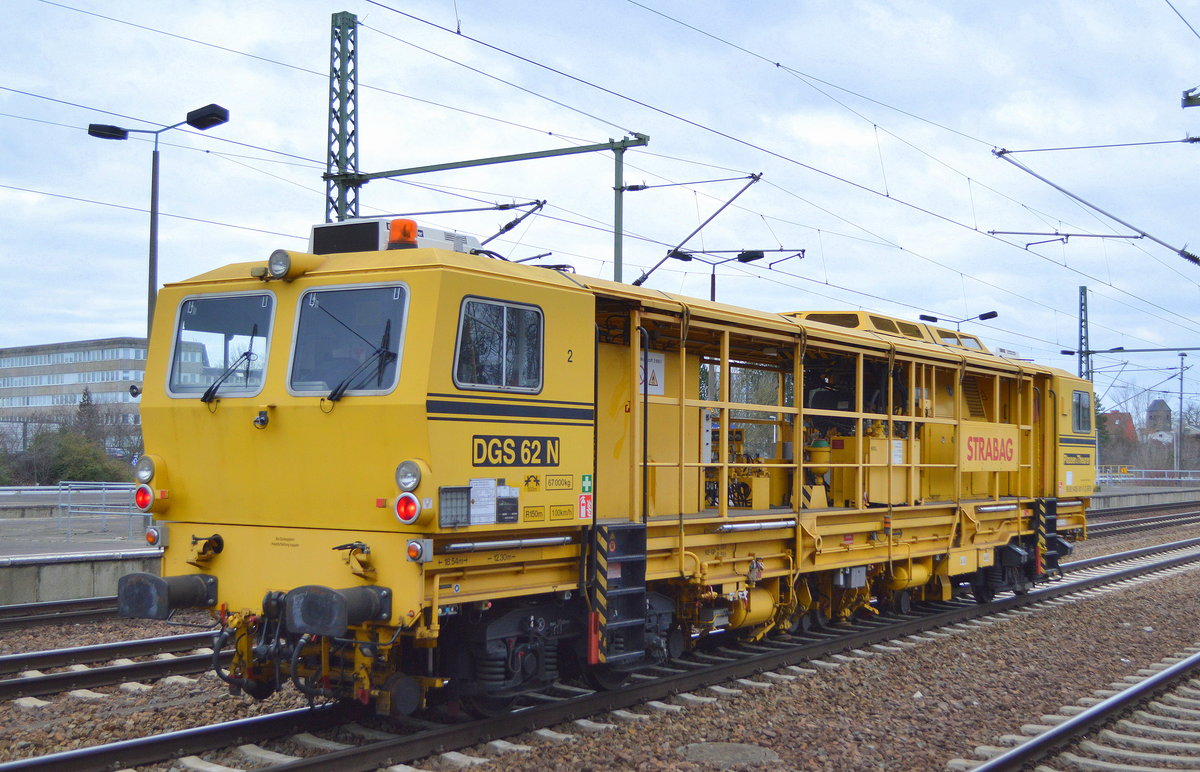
327 348 396 401
328 320 394 402
200 350 254 403
201 324 259 403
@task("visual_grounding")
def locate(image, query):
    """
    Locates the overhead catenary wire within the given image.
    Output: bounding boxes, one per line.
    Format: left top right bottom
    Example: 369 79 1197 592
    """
1165 0 1200 43
362 3 1200 343
619 0 1200 286
0 183 304 241
366 0 1031 244
622 0 996 149
29 3 1200 346
16 0 1200 374
1 86 319 166
995 149 1200 268
360 23 633 135
34 2 576 141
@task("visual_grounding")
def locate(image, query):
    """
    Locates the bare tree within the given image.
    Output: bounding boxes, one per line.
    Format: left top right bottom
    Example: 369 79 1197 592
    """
0 409 69 453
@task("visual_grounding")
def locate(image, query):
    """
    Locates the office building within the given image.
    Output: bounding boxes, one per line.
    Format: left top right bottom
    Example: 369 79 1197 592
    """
0 337 146 453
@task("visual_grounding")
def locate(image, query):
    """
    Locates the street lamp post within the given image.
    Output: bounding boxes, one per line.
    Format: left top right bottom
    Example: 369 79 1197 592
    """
88 104 229 338
1179 353 1188 472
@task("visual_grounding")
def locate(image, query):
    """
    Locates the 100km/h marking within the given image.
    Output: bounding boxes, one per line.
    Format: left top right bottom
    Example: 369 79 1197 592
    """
472 435 561 467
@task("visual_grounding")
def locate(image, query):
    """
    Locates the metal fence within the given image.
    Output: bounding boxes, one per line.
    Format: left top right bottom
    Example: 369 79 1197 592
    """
0 481 144 544
55 481 142 538
1097 467 1200 485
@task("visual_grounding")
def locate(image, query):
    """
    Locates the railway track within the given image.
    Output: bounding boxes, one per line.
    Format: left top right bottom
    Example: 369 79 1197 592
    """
0 631 228 700
9 537 1200 772
1087 509 1200 537
0 632 217 676
1087 501 1200 520
0 596 116 632
949 644 1200 771
0 705 361 772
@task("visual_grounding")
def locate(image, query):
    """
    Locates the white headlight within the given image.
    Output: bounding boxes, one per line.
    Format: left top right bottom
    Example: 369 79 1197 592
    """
135 456 155 484
267 250 291 279
396 460 421 491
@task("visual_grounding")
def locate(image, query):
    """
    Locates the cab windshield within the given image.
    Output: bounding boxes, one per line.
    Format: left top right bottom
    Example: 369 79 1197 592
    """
289 284 407 395
169 293 273 396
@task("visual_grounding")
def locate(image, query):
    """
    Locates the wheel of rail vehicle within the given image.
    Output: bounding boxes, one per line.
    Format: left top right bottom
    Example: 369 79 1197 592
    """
780 605 813 635
666 626 687 659
585 663 631 690
462 693 519 718
890 589 913 616
852 605 877 622
236 678 277 701
382 674 422 717
970 581 995 604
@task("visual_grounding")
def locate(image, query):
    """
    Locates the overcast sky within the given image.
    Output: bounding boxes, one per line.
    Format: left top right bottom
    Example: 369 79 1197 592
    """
4 0 1200 416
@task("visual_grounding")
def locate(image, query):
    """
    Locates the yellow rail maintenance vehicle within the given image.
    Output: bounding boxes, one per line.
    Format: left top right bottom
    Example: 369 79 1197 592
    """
118 216 1095 716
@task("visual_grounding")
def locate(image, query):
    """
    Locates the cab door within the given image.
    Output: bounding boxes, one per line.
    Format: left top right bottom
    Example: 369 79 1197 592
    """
1053 375 1097 497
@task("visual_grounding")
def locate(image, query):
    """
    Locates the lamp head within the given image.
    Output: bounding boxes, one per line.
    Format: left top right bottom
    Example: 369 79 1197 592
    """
88 124 129 140
186 104 229 131
736 250 764 263
668 250 693 262
977 311 999 321
919 314 938 323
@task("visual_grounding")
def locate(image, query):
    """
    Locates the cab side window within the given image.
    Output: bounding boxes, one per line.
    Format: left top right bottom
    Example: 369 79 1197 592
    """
454 298 542 392
1071 390 1092 434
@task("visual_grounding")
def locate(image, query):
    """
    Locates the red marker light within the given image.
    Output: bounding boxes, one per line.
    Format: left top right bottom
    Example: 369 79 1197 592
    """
394 493 420 524
134 484 153 512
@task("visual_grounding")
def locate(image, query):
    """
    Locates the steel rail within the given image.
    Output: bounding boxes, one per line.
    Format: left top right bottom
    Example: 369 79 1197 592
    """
0 704 363 772
0 596 117 631
1088 501 1200 520
1088 511 1200 537
1066 535 1200 571
0 650 233 700
0 631 217 676
970 648 1200 771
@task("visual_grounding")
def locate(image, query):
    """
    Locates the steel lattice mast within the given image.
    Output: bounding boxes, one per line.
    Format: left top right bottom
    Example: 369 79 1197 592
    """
326 11 359 222
1077 286 1091 380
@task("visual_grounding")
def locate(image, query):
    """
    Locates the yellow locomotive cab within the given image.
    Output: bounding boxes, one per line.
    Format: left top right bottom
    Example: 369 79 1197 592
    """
117 216 1094 716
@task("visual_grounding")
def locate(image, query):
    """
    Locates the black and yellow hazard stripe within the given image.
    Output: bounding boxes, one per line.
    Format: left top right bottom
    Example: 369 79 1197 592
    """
1032 499 1049 575
588 523 647 665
